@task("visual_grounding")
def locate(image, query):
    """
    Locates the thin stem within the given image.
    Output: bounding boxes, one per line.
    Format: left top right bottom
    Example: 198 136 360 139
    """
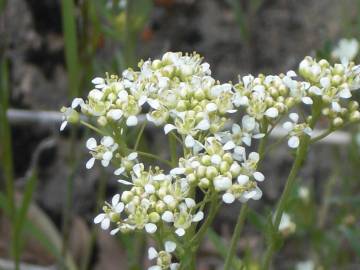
135 150 172 167
134 121 147 150
168 133 178 167
80 120 106 135
223 203 248 270
310 128 333 144
261 135 310 270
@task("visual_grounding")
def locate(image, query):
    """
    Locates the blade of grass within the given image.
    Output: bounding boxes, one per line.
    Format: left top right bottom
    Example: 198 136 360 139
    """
62 0 80 98
0 57 18 269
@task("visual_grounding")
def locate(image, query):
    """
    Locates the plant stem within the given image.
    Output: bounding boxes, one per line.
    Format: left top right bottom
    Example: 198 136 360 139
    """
261 135 310 269
135 150 173 167
223 203 248 270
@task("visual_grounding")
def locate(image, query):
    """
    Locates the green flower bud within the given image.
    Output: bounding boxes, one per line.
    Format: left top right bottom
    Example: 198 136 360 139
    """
220 161 230 174
196 166 207 178
230 162 241 178
201 155 211 166
199 178 210 189
206 166 218 179
152 59 162 69
156 201 166 213
349 101 359 111
121 191 133 203
97 116 108 126
110 212 120 222
187 173 197 183
350 111 360 122
149 212 160 223
332 117 343 127
222 153 233 164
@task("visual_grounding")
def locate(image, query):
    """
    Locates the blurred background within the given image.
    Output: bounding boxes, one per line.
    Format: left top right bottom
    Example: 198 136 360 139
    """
1 0 360 269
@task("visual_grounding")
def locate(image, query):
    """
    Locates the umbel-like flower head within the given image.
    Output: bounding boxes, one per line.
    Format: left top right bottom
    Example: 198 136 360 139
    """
59 51 360 267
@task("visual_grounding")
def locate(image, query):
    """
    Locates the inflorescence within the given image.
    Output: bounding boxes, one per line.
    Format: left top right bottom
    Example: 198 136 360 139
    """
61 52 360 269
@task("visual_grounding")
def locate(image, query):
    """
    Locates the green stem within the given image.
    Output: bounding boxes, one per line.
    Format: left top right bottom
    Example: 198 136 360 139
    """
168 133 178 167
80 120 106 135
135 150 172 167
310 128 333 144
134 121 147 150
223 203 248 270
261 135 310 270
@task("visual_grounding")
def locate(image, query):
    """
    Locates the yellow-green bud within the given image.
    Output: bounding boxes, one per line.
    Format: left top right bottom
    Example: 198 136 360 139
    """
97 116 107 126
220 161 230 174
149 212 160 223
199 178 210 189
332 117 343 127
206 166 218 179
156 201 166 213
187 173 197 183
121 191 133 203
222 153 233 164
196 166 207 178
152 59 162 69
350 111 360 122
201 155 211 166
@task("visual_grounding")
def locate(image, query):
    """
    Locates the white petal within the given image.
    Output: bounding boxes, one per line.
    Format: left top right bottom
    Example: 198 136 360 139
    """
114 202 125 213
265 108 278 118
192 211 204 222
282 121 294 131
222 193 235 204
102 136 114 147
170 263 180 270
147 98 160 109
331 101 341 112
162 211 174 222
153 174 166 181
102 151 113 161
145 223 157 234
86 157 96 169
112 194 120 206
128 152 138 160
289 113 299 123
165 241 177 253
86 138 97 150
253 133 265 139
133 163 142 177
206 102 217 112
108 109 123 120
114 167 125 175
320 77 331 88
252 186 263 200
185 135 195 148
339 88 352 98
101 218 110 230
118 90 128 102
288 136 300 148
110 228 120 235
164 124 177 134
309 86 322 95
211 154 222 165
237 175 249 185
60 121 68 131
163 195 175 205
301 97 313 105
248 152 259 162
287 70 297 77
214 177 232 191
94 213 105 224
196 119 210 130
126 116 138 126
148 247 158 260
242 115 256 131
253 171 265 182
71 98 84 108
242 136 252 146
148 266 161 270
303 127 312 136
170 167 185 175
232 123 241 134
118 179 133 185
223 140 236 150
92 77 105 85
185 198 196 208
145 184 155 194
175 228 185 237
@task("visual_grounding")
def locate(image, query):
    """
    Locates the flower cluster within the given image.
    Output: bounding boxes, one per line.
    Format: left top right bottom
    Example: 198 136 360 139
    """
60 51 360 269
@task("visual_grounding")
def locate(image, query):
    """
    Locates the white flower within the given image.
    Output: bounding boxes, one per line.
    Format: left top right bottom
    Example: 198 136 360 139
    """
282 113 312 148
94 194 124 230
295 260 315 270
332 38 359 63
278 212 296 234
148 241 178 270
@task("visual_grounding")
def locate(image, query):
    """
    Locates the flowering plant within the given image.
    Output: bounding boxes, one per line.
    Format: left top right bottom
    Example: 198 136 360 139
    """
61 52 360 269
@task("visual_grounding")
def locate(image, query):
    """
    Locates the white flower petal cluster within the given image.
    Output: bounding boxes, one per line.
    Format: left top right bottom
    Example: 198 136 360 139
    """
299 57 360 125
86 136 119 168
331 38 359 63
176 137 264 204
148 241 179 270
95 162 203 237
282 113 312 148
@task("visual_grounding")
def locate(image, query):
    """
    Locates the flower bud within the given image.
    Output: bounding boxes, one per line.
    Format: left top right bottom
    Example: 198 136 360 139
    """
222 153 233 164
121 191 133 203
201 155 211 166
199 178 210 189
149 212 160 223
196 165 206 178
206 166 218 179
332 117 343 127
156 201 166 213
97 116 108 126
220 161 230 174
350 111 360 122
